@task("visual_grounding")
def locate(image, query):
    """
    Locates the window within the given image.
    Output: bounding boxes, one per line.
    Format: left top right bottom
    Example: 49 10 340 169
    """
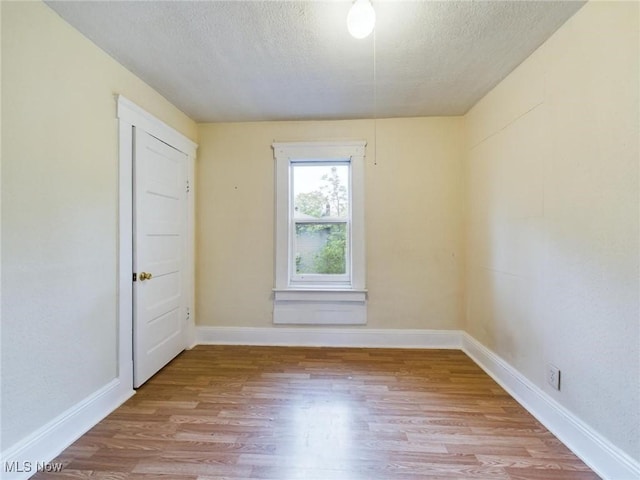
272 141 367 325
292 162 350 284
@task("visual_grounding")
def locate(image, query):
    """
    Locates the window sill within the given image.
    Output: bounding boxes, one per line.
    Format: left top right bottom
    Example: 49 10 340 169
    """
273 288 367 325
273 288 367 302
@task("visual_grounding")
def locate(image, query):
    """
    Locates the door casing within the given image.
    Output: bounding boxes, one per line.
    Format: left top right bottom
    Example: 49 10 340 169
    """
117 95 197 389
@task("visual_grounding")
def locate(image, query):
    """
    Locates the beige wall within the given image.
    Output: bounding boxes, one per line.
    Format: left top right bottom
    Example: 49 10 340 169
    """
464 1 639 461
1 1 196 450
196 117 465 330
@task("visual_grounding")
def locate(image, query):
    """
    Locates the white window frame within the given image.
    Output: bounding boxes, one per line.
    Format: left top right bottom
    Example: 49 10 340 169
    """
272 141 367 325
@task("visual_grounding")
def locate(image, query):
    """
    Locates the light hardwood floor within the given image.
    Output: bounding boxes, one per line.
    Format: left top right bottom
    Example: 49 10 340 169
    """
34 346 599 479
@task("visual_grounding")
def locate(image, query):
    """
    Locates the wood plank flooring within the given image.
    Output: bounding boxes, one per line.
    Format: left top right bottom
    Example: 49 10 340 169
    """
33 346 599 479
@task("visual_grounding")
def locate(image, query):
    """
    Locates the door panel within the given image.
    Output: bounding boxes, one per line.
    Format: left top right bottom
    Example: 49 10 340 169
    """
133 129 187 388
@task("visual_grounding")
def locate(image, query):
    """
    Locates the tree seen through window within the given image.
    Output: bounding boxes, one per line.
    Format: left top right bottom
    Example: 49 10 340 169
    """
293 165 349 275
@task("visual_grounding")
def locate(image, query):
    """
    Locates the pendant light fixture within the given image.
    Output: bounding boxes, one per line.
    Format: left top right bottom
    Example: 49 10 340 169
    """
347 0 376 39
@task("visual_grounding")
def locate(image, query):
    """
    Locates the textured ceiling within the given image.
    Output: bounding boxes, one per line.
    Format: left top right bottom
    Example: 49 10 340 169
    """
45 1 585 122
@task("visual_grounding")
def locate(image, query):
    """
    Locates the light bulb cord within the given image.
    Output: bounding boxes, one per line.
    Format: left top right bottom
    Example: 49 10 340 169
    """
373 20 378 166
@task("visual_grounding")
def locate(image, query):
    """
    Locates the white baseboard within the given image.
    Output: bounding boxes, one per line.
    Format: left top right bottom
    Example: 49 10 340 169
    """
196 326 463 349
462 333 640 480
0 379 134 480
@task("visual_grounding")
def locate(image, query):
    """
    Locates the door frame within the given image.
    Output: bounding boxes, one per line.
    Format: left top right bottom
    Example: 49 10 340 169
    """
117 95 197 389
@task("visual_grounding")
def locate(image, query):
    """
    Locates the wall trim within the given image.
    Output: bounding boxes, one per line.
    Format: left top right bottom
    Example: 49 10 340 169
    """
272 141 367 293
116 95 197 157
0 379 134 480
461 333 640 480
196 326 462 349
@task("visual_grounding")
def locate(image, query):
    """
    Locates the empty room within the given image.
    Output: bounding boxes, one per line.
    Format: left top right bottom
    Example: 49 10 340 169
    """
1 1 638 479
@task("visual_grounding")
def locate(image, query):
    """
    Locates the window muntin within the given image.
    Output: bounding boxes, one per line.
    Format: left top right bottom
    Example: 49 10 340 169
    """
290 162 351 284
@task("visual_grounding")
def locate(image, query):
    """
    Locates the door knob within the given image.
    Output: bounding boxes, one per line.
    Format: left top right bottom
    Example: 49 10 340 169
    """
139 272 153 281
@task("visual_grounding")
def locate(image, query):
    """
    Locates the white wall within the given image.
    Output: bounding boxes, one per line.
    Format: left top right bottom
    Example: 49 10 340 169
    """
464 1 639 462
196 118 465 330
1 1 196 451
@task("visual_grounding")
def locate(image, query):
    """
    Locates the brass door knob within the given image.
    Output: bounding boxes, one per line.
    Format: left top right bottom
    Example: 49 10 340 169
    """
139 272 153 281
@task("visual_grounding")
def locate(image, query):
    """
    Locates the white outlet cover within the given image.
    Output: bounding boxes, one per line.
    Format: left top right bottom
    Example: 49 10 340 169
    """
547 363 561 391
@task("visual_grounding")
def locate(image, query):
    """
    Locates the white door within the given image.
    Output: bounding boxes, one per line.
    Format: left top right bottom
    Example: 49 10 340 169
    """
133 128 188 387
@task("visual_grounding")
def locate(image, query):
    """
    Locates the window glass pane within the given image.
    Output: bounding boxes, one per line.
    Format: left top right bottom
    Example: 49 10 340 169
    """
295 223 347 275
293 164 349 219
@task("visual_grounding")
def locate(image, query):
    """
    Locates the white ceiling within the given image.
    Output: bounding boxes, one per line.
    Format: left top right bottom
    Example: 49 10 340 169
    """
45 1 585 122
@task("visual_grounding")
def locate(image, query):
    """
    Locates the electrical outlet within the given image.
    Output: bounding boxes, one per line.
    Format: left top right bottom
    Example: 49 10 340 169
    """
547 363 561 391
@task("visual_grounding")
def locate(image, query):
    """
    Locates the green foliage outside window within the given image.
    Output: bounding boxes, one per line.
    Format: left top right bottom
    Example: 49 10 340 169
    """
312 224 346 274
295 166 348 275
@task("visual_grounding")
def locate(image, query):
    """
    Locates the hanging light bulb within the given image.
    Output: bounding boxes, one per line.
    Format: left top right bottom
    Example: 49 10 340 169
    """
347 0 376 39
